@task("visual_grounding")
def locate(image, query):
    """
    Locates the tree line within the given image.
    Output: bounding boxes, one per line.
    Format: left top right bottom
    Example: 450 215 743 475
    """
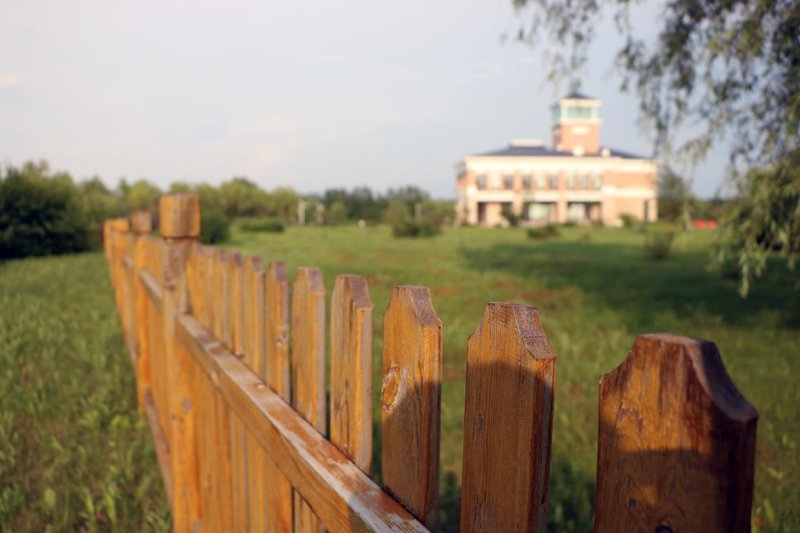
0 160 455 259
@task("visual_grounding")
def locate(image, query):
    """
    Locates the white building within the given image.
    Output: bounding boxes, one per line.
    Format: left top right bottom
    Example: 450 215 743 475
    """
456 93 658 226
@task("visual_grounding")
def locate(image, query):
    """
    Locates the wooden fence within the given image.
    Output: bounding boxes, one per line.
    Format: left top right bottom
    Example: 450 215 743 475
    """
104 193 758 532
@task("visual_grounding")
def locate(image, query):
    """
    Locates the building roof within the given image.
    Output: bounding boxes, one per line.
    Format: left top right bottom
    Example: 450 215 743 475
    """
563 91 594 100
472 144 648 160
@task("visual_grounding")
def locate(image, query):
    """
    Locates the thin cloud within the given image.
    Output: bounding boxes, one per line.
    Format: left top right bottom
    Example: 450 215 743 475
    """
0 74 18 87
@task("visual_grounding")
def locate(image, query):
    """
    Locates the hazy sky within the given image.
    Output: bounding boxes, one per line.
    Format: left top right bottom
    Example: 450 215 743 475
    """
0 0 727 198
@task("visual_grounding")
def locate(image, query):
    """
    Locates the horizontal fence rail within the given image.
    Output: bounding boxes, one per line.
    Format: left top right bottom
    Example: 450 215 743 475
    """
104 193 758 532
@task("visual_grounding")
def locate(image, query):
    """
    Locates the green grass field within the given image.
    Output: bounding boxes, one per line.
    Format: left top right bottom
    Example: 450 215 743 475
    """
2 224 798 531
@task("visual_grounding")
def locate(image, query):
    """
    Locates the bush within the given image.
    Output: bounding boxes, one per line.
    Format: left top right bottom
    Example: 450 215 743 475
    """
620 213 638 228
501 205 520 227
199 208 230 244
238 217 285 233
0 162 91 259
384 199 442 238
527 224 560 240
644 230 675 260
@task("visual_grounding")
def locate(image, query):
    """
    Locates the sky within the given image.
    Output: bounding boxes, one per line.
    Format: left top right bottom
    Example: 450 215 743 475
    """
0 0 727 198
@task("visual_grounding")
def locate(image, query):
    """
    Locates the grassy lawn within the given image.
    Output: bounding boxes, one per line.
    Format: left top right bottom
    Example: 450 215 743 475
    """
2 224 797 531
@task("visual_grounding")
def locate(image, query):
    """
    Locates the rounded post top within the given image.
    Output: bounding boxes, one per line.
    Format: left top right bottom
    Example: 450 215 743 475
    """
159 193 201 238
129 210 153 234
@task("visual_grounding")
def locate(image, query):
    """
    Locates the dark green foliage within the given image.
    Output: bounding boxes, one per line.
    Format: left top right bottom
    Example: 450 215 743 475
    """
198 208 230 244
619 213 638 229
501 205 520 227
238 217 285 233
384 199 444 238
0 162 91 259
714 153 800 295
527 224 560 239
644 230 675 260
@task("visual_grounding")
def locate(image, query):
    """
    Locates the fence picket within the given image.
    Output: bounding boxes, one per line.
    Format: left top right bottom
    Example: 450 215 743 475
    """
292 267 327 532
460 302 556 532
266 261 291 399
594 334 758 532
330 275 374 474
381 286 442 531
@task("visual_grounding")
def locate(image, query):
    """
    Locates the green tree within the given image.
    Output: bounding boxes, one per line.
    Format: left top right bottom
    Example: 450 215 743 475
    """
0 161 90 258
513 0 800 293
657 166 693 227
125 179 161 212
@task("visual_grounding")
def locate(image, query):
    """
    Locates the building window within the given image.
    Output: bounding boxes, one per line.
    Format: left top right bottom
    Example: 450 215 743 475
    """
504 173 514 190
536 173 546 189
528 202 550 221
565 173 575 189
593 172 603 189
476 174 486 189
580 173 589 189
522 173 532 189
548 173 558 189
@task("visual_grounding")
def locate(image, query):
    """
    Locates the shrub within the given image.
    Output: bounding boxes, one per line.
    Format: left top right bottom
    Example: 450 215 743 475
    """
198 208 230 244
239 217 285 233
384 199 442 238
620 213 638 228
0 162 91 259
527 224 560 240
501 205 520 227
644 230 675 260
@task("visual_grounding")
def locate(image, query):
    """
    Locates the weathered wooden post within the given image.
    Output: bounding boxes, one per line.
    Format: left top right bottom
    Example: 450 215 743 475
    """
159 193 201 532
594 334 757 532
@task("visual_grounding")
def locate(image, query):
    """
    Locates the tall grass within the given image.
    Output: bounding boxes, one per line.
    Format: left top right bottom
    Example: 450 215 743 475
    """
0 253 169 531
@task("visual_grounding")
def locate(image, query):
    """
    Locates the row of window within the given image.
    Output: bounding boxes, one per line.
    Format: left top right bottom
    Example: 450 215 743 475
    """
475 171 603 191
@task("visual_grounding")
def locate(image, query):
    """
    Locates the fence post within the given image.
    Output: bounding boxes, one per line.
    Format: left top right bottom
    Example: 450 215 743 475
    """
460 302 556 532
159 193 202 532
381 286 442 531
594 334 757 532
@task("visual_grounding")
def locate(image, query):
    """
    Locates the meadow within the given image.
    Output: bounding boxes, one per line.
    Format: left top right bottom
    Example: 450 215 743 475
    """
2 224 797 531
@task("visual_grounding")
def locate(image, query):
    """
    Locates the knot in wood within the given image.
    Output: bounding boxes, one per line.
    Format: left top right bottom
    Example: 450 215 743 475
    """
381 364 402 412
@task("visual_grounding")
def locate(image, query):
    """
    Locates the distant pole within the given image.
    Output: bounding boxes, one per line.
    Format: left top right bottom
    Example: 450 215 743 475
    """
415 203 422 222
298 200 306 226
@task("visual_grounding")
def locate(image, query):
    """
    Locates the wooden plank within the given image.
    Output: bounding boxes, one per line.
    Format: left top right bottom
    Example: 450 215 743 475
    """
460 302 556 532
266 261 290 400
330 275 374 474
134 238 151 409
292 267 327 434
177 313 428 533
143 389 173 505
382 286 442 531
594 334 757 532
139 268 163 311
292 267 327 532
227 252 250 533
211 247 233 531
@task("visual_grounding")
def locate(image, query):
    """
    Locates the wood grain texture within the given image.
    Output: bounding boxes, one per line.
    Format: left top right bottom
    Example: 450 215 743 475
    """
265 261 290 400
162 230 201 531
134 238 151 409
330 275 374 475
129 210 152 234
382 286 442 531
594 334 758 533
292 267 327 533
292 267 327 433
158 193 200 238
460 302 556 533
177 313 428 533
243 256 266 376
227 252 251 532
